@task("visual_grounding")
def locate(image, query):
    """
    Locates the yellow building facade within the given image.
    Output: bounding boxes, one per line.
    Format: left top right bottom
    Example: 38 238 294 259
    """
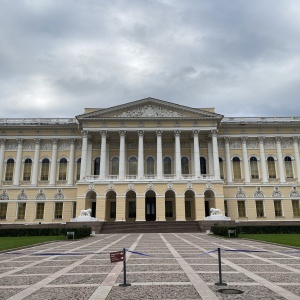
0 97 299 224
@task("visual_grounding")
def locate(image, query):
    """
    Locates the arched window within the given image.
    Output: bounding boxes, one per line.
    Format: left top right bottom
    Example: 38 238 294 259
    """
284 156 293 178
58 158 67 181
23 158 32 181
111 157 119 175
181 157 189 175
128 157 137 175
76 158 81 180
5 158 14 181
219 157 224 179
146 157 155 175
41 158 50 181
200 157 207 175
267 157 276 179
250 157 259 179
94 157 100 176
232 157 241 179
163 157 172 175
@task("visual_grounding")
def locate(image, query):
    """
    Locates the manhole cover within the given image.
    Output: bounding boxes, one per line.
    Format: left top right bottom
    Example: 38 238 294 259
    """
218 289 244 294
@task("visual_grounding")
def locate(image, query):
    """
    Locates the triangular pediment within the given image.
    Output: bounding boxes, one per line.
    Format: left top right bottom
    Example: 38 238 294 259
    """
76 97 223 120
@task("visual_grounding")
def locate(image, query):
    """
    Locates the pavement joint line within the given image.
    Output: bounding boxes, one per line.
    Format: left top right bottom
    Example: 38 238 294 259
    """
180 233 300 300
159 233 220 300
87 234 143 300
5 234 128 300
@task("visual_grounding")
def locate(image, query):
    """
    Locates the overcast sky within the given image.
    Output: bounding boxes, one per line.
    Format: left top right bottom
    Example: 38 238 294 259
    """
1 0 300 118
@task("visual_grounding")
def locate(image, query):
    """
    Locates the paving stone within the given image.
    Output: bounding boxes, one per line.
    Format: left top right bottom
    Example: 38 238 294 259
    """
37 260 77 266
49 274 107 285
117 272 189 283
126 264 183 272
191 264 236 272
0 275 48 286
14 266 65 275
281 285 300 296
23 287 98 300
258 273 300 283
0 288 24 299
68 265 114 273
241 264 293 272
0 268 14 274
106 285 199 299
210 285 286 300
198 272 255 283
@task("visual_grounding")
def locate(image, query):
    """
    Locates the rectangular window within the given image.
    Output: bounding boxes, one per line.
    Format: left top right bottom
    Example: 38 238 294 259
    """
54 202 63 219
185 201 191 218
17 203 26 219
128 201 136 218
23 163 31 181
110 201 116 219
59 164 67 180
274 200 283 217
5 163 14 181
237 201 246 217
35 203 45 219
0 203 8 220
72 202 77 219
256 200 264 217
224 200 228 217
41 164 49 181
292 200 300 217
165 201 173 218
76 163 81 180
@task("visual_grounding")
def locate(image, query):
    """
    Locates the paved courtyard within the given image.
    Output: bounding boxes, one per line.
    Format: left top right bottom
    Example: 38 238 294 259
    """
0 233 300 300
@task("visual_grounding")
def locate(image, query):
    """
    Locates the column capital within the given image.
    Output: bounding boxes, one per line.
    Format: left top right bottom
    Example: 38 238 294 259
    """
193 129 200 136
138 130 144 137
119 130 126 137
69 138 76 144
34 138 41 144
156 130 163 136
241 136 248 143
174 129 181 136
16 138 23 145
210 129 218 136
275 136 282 143
82 130 89 137
0 138 6 145
100 130 108 137
258 136 265 143
292 136 299 143
52 138 59 144
224 137 230 143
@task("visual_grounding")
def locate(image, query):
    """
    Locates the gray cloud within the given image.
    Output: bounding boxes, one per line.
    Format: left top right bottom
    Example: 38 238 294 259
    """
0 0 300 118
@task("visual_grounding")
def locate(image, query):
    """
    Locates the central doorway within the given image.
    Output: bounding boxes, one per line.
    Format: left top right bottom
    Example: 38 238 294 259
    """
145 190 156 221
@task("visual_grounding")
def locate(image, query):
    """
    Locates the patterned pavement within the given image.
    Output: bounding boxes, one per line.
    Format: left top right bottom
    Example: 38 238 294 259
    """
0 233 300 300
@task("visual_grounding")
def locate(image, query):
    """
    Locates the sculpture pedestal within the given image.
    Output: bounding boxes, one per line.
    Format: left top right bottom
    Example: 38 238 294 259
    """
70 216 98 222
204 215 231 221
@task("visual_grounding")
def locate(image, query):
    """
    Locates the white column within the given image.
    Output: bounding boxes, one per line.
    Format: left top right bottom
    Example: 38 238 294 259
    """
258 137 268 183
80 131 88 180
119 130 126 180
224 137 233 184
174 130 181 178
292 137 300 183
137 130 144 179
211 130 220 179
207 141 214 175
156 130 163 179
67 138 75 185
193 130 201 178
275 136 286 183
0 139 6 183
13 138 23 186
100 131 108 180
31 138 41 186
49 138 58 185
241 137 250 183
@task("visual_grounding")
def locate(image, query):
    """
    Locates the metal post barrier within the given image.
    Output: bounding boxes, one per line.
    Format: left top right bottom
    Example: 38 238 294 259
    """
215 248 227 286
119 248 131 287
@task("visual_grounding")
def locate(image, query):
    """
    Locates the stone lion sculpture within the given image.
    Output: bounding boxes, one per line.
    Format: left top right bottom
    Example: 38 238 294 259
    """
210 208 222 216
80 208 92 217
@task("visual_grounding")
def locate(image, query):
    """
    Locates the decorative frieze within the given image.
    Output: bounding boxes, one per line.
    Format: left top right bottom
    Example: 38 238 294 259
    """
17 189 28 200
36 189 46 200
23 143 35 150
264 140 276 149
282 140 293 149
115 105 184 117
54 189 65 200
246 141 258 149
0 190 9 200
230 141 241 149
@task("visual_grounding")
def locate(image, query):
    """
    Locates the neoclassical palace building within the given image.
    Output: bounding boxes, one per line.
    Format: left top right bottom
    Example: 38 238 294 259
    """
0 97 300 224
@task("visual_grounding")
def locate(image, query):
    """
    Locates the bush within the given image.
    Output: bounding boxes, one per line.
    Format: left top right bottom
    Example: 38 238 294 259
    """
211 226 240 237
0 227 92 239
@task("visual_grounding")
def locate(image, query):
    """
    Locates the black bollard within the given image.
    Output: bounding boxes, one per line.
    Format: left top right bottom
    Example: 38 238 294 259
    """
119 248 131 287
215 248 227 286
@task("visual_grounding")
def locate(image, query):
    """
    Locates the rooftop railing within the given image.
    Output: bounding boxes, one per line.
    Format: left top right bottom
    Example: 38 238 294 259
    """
0 118 78 125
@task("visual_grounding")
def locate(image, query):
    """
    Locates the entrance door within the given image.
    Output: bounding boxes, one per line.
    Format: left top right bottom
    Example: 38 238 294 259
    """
205 201 210 217
145 198 156 221
91 202 96 218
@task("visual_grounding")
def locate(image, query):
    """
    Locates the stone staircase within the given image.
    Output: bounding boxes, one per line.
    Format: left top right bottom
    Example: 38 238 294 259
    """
100 221 201 234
